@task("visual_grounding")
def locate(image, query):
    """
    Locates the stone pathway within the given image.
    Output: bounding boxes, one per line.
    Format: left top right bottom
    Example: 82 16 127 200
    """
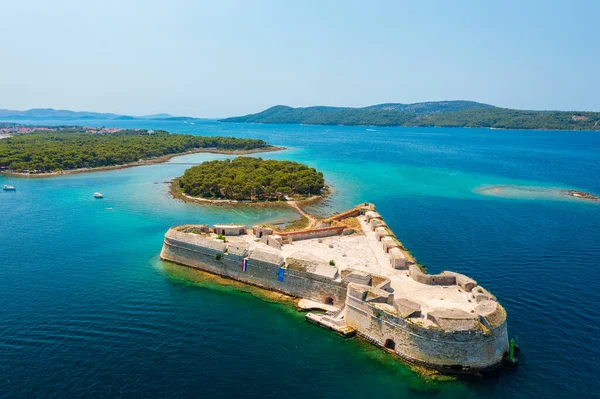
286 199 318 228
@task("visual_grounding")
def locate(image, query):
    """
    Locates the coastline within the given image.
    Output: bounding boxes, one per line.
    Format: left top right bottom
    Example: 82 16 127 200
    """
221 120 600 132
169 177 331 217
1 145 286 178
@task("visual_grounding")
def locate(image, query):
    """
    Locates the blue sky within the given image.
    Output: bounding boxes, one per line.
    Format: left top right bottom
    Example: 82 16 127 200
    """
1 0 598 117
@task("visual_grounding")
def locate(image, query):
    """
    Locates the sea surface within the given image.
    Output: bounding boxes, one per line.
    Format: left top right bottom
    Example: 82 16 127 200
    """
1 119 599 398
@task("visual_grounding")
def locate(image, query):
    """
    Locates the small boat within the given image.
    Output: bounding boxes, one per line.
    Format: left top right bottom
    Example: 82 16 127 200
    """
3 185 16 191
93 192 103 198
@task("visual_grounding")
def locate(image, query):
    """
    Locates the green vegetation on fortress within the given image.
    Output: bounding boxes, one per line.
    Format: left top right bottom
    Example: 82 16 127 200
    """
221 101 600 130
0 130 271 172
179 157 325 200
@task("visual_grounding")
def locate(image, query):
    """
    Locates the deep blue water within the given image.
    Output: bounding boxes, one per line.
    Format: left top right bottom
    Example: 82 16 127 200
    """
1 120 599 398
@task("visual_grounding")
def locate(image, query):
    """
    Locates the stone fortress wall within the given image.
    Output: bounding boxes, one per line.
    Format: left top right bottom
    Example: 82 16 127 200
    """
160 203 509 373
161 228 348 305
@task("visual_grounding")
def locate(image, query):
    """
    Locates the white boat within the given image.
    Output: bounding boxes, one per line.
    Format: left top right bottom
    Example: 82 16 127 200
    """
93 192 103 198
3 185 16 191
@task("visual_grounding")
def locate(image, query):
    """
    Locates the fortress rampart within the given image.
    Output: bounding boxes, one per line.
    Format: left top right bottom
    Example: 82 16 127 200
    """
161 231 348 305
160 203 509 373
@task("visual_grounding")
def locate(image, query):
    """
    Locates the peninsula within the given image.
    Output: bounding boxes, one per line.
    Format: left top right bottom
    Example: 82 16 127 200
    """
0 129 282 176
220 101 600 131
160 204 512 373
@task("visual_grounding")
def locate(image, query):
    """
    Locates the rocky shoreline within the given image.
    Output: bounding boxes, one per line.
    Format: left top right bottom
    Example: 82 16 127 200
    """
169 177 330 220
563 190 600 201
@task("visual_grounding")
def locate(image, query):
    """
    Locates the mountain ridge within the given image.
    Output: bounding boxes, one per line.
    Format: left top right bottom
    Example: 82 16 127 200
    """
0 108 179 121
220 101 600 131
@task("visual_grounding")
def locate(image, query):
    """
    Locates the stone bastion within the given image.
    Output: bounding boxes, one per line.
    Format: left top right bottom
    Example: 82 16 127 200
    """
159 203 509 373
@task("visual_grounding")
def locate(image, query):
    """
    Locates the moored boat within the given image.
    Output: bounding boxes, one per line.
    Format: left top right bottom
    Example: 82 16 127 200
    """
3 185 16 191
93 192 103 198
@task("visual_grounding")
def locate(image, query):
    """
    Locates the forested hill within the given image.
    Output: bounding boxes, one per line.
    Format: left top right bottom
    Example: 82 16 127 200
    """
220 101 600 131
178 157 325 201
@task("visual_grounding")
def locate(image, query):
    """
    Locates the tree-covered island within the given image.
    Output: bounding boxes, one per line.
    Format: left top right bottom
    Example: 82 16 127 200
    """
0 129 280 174
176 157 325 201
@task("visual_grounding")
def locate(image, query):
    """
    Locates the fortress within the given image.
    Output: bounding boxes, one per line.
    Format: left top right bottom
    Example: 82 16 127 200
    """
160 204 509 373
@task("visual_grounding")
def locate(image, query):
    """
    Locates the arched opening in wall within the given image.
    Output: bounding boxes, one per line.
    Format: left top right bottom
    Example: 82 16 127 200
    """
324 297 334 306
384 339 396 351
259 232 263 238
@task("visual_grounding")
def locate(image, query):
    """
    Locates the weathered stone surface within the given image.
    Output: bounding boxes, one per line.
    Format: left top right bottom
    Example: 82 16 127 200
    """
347 283 369 300
252 226 273 237
472 286 496 303
213 224 247 236
370 218 386 231
381 236 398 252
394 298 422 318
286 251 338 280
475 301 506 329
427 309 480 331
343 270 372 286
447 272 477 292
389 247 407 269
364 286 393 305
227 241 249 257
365 211 382 222
409 265 457 286
248 247 284 266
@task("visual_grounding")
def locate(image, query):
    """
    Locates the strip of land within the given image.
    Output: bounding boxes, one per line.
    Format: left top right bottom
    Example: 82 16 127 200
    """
0 128 284 177
4 146 285 178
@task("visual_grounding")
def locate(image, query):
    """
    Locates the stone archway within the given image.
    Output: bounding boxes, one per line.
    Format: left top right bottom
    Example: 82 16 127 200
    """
324 297 334 306
384 339 396 351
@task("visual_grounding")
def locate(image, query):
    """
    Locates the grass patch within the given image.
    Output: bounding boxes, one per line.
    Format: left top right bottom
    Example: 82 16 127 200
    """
283 216 310 232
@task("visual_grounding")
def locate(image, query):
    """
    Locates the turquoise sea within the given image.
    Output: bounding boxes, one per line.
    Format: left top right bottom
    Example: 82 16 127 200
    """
1 120 599 398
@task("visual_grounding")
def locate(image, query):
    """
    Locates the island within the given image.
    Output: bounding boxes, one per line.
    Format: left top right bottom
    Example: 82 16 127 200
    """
0 129 283 176
220 101 600 131
563 190 600 201
175 157 325 201
160 203 514 374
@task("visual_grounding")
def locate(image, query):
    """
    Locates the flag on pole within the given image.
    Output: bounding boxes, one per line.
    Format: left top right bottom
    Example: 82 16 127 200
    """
242 258 248 272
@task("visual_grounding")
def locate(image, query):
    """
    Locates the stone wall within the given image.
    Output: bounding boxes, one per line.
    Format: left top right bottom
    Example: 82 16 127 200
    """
408 264 457 286
325 207 362 221
344 291 508 371
277 226 346 242
160 230 347 306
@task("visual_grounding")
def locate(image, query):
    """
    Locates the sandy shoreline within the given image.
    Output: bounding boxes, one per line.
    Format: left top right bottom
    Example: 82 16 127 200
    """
1 146 286 178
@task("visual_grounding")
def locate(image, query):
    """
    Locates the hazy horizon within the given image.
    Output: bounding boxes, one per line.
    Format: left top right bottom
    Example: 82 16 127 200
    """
2 0 599 118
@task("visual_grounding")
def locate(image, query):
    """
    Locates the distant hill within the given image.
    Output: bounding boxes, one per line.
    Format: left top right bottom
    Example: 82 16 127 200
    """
0 108 124 120
364 100 494 114
220 101 600 131
140 113 174 119
0 108 180 121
